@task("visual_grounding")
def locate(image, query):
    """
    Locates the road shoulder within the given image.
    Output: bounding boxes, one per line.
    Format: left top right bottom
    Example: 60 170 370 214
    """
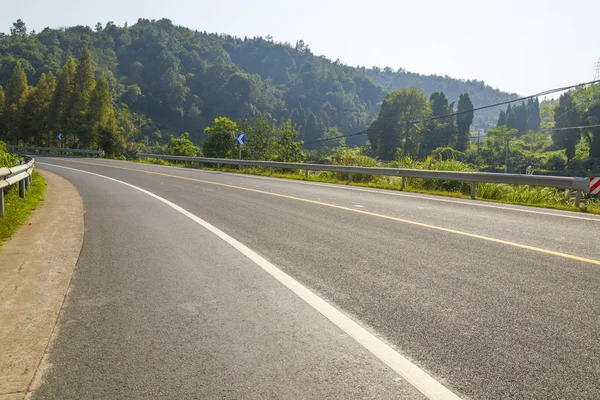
0 170 84 399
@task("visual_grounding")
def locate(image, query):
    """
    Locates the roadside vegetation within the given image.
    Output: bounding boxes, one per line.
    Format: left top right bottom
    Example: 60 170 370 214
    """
1 19 598 213
0 141 46 244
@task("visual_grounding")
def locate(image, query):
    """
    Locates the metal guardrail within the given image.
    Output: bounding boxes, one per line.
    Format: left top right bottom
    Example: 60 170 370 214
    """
137 153 592 206
1 157 35 217
7 145 102 156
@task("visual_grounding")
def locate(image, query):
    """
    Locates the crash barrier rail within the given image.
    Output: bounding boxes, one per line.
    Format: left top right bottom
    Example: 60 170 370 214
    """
136 153 593 206
0 157 35 216
6 145 102 156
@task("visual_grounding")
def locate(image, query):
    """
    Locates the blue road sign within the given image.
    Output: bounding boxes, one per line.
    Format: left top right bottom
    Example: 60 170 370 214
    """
57 132 63 141
235 133 246 146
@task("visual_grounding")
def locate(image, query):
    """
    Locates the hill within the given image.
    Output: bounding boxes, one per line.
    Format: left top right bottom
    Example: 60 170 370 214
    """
0 18 517 146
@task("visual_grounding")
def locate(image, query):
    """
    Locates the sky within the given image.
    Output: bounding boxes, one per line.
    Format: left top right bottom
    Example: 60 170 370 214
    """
1 0 599 97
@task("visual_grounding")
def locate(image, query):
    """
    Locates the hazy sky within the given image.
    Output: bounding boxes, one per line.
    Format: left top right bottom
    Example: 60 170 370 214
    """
1 0 598 96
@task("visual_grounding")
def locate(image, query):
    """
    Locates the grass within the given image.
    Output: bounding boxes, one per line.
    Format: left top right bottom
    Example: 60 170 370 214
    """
0 172 46 245
129 157 600 215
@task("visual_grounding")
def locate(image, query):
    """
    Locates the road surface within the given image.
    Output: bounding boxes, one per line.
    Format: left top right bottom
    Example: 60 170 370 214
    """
33 157 600 399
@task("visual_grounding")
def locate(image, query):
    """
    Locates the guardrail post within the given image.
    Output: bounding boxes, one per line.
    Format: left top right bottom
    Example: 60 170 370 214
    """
401 176 406 190
19 179 25 198
0 189 4 217
305 169 309 178
348 173 353 183
471 182 477 199
26 175 31 190
574 190 582 207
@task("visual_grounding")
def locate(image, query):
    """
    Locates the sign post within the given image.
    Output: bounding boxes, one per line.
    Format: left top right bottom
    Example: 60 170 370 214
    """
57 132 63 155
235 133 246 170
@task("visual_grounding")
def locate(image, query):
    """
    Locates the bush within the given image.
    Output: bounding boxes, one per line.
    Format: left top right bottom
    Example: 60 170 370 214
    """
430 147 468 162
545 152 567 171
0 141 17 167
166 132 200 157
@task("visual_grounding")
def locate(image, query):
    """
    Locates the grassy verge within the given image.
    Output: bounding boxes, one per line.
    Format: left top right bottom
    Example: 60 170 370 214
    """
0 172 46 245
133 158 600 215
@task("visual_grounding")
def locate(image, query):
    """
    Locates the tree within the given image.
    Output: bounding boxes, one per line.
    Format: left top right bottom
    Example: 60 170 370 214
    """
202 117 237 158
552 92 580 161
368 87 430 160
49 57 76 144
456 93 474 151
527 97 541 132
86 72 113 149
22 72 56 145
2 63 29 144
0 85 5 121
430 92 449 118
237 114 275 160
67 45 96 147
10 19 27 37
165 132 199 156
271 119 304 162
497 110 506 126
317 127 346 148
484 125 517 168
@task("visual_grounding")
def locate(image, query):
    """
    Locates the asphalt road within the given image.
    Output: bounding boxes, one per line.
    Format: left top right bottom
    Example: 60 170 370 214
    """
34 157 600 399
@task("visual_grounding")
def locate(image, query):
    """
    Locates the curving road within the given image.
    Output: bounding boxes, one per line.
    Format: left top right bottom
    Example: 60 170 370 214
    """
34 157 600 400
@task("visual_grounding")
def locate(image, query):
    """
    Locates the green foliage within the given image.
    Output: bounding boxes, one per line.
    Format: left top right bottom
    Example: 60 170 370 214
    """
270 119 304 162
0 85 4 120
0 172 45 245
67 45 96 147
49 57 76 143
165 132 200 156
544 151 567 171
552 92 580 160
2 62 28 143
456 93 474 151
86 72 115 149
430 147 468 162
0 141 17 167
499 99 540 136
22 72 56 145
202 117 237 158
0 19 517 150
368 87 430 160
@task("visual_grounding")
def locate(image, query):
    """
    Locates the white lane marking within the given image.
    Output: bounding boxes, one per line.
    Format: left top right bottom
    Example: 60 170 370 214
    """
51 157 600 223
40 162 462 400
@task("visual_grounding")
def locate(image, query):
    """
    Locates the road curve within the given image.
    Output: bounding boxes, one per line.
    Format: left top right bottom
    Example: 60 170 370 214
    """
35 157 600 400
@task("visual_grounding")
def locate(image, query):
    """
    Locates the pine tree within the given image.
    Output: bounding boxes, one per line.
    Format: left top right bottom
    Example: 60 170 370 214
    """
552 92 580 160
505 104 517 131
86 72 114 149
23 73 57 145
0 85 5 121
456 93 474 151
515 101 528 136
497 110 506 126
527 97 541 131
67 45 96 147
2 63 29 144
50 57 76 145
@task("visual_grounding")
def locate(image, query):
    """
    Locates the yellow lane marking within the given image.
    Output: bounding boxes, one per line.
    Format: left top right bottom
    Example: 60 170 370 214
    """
52 158 600 266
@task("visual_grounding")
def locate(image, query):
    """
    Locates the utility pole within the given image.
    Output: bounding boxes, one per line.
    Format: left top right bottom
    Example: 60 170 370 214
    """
403 121 410 157
504 139 509 173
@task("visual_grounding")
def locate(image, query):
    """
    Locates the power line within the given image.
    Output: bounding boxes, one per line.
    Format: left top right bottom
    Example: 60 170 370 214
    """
302 79 600 145
551 124 600 131
409 79 600 126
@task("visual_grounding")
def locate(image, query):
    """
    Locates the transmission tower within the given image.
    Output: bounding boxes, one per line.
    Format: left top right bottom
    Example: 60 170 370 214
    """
595 58 600 81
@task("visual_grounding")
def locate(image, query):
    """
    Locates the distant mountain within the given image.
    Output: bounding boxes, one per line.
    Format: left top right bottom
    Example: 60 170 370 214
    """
0 19 517 146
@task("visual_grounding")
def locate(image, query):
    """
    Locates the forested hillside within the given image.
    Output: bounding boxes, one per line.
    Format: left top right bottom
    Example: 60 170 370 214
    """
0 18 516 147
